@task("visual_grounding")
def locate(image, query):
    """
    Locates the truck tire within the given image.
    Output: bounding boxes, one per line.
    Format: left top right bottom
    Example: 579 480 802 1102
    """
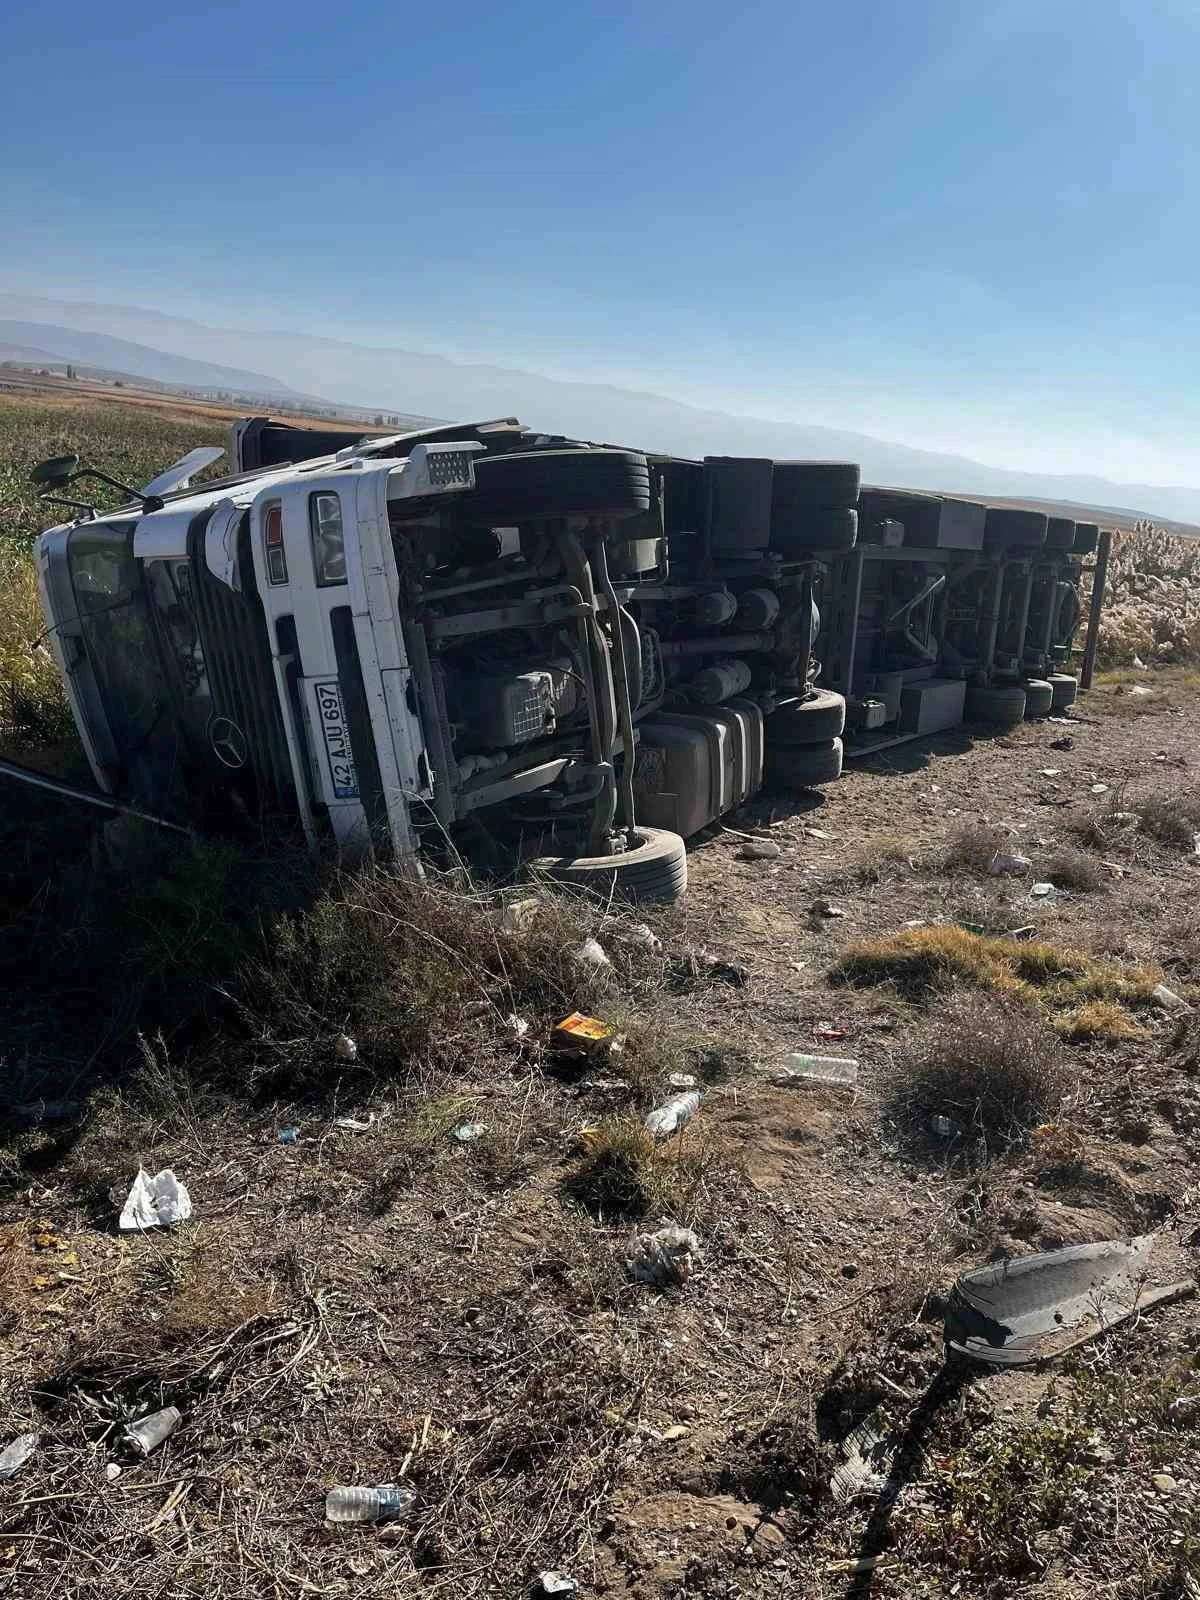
768 688 847 745
771 506 858 555
766 735 843 789
984 508 1048 548
1048 672 1078 710
965 685 1027 725
469 449 650 520
1023 678 1055 718
770 461 861 510
526 826 687 905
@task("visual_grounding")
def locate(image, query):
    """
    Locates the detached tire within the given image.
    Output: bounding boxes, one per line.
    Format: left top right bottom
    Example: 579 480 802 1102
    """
1022 678 1055 718
469 449 650 520
965 685 1027 725
526 826 687 905
766 735 843 789
771 461 861 510
771 506 858 555
768 688 847 745
1048 672 1078 710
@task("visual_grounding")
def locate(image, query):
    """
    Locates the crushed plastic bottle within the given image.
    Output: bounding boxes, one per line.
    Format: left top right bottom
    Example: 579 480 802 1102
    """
123 1406 182 1457
644 1090 701 1138
0 1432 38 1480
325 1483 417 1524
777 1053 859 1087
1153 983 1192 1015
333 1033 359 1062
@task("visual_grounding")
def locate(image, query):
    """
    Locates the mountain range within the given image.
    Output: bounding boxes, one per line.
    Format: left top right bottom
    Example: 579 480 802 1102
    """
3 291 1198 526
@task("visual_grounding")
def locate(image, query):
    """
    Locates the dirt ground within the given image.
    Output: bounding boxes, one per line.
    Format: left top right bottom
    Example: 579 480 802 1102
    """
3 672 1200 1600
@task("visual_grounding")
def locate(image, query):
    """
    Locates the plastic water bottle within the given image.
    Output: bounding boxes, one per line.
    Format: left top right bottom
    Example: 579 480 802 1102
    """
778 1053 858 1087
644 1090 701 1138
325 1483 416 1524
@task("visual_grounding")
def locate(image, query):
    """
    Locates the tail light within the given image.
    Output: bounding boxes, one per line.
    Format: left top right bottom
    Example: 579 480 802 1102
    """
263 501 287 585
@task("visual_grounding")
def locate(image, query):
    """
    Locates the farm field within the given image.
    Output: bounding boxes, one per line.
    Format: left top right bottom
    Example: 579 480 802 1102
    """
1 395 1199 1600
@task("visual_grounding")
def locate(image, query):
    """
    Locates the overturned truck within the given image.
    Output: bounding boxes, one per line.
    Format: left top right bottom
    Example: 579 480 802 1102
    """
28 418 1098 903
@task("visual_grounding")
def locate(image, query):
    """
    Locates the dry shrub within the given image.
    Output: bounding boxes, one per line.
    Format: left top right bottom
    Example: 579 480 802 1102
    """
1054 1001 1145 1042
1042 847 1105 892
1136 789 1200 849
834 924 1159 1009
939 823 1009 875
889 991 1068 1152
566 1119 718 1224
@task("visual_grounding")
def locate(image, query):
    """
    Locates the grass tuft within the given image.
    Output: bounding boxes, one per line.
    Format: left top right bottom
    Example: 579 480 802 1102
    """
938 823 1010 875
1054 1000 1146 1042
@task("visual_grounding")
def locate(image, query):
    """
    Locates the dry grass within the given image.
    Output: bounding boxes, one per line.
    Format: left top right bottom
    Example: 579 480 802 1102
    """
566 1119 720 1225
1054 999 1146 1042
887 991 1069 1155
834 923 1160 1012
938 823 1010 875
1042 846 1106 892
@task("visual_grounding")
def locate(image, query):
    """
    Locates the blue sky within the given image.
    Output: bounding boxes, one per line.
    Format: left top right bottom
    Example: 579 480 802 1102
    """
4 0 1199 485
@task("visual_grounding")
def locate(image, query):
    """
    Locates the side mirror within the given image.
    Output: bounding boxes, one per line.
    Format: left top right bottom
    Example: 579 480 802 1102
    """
29 454 80 493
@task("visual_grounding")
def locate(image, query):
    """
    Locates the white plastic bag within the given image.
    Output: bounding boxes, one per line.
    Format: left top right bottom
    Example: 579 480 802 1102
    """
119 1168 192 1231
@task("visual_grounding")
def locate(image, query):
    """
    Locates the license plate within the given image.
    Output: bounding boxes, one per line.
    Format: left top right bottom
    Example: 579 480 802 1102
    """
313 680 360 799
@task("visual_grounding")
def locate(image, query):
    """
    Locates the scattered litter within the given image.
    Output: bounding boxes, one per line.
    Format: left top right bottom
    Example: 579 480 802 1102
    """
1130 683 1154 697
989 852 1032 876
105 1462 122 1482
451 1122 485 1144
1113 810 1141 824
1040 768 1061 778
1168 1396 1200 1423
123 1407 182 1457
1030 881 1058 899
677 946 750 986
944 1237 1196 1367
930 1114 963 1143
813 1023 849 1043
667 1072 697 1090
1153 983 1192 1015
332 1032 358 1063
1153 1472 1178 1494
1132 653 1147 669
551 1011 619 1059
532 1574 579 1598
325 1483 417 1524
645 1090 701 1139
1007 925 1037 941
1091 783 1110 795
6 1100 81 1125
787 959 807 973
805 826 831 840
777 1052 858 1087
825 1556 898 1577
333 1112 380 1132
503 1013 531 1043
499 898 541 934
615 922 663 955
813 898 845 918
119 1168 192 1232
277 1126 300 1145
831 1412 901 1505
574 937 611 969
627 1223 702 1286
738 839 780 861
1050 735 1074 751
0 1432 38 1480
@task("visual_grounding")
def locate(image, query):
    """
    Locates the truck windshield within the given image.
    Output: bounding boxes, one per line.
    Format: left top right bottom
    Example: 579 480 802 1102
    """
67 522 188 811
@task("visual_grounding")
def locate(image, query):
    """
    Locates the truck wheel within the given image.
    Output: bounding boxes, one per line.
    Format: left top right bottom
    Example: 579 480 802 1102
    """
468 448 650 520
1048 672 1078 710
965 685 1027 725
771 506 858 555
983 508 1048 547
526 826 687 905
771 461 861 510
1023 678 1055 718
768 687 846 745
766 735 843 789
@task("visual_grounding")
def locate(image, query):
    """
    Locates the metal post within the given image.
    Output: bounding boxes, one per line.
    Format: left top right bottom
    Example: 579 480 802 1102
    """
1079 527 1113 691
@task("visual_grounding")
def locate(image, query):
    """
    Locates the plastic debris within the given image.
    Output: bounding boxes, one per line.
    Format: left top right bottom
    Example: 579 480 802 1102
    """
1030 881 1058 899
677 947 749 986
944 1237 1172 1367
1129 683 1154 698
0 1432 38 1480
1007 925 1037 941
533 1574 579 1598
123 1406 182 1457
499 897 541 935
738 839 780 861
627 1223 702 1286
618 922 663 955
451 1122 485 1144
777 1053 858 1087
813 1023 849 1043
1132 653 1147 669
1091 782 1110 795
989 851 1032 875
504 1013 531 1043
333 1112 379 1132
325 1483 417 1524
551 1011 619 1058
667 1071 697 1090
105 1462 122 1482
813 898 845 918
1154 983 1191 1014
332 1033 358 1063
278 1126 300 1145
645 1090 701 1139
1050 735 1074 751
1040 768 1061 777
119 1168 192 1232
831 1412 900 1505
930 1114 963 1143
574 937 612 969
